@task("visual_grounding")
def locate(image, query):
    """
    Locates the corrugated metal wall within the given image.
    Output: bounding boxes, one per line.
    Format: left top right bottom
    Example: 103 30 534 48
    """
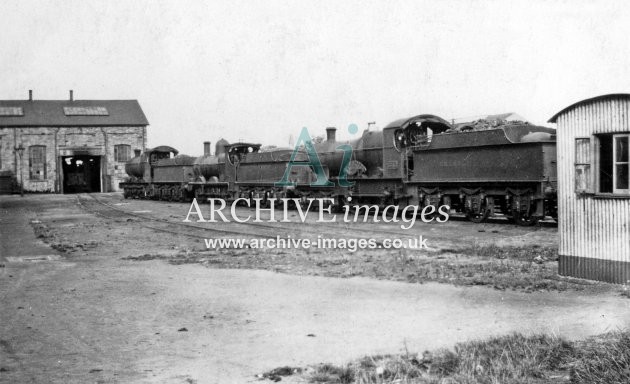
556 97 630 283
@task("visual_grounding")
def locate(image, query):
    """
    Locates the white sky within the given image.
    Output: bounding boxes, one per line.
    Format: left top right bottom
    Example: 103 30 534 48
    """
1 0 630 155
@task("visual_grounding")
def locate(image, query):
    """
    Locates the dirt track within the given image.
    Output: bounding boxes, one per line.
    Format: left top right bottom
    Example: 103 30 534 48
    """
1 194 629 384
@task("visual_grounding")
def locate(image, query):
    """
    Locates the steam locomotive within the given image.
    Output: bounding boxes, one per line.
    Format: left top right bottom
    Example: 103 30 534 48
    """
120 114 557 225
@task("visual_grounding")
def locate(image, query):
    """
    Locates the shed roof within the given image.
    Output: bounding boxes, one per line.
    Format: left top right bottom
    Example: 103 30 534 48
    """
0 99 149 127
548 93 630 123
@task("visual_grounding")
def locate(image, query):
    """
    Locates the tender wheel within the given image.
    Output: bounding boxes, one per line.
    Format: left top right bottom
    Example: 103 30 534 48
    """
513 212 539 226
467 209 489 223
464 195 489 223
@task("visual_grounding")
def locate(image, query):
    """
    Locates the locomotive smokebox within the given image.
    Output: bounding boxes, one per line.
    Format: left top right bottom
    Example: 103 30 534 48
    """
326 127 337 143
203 141 211 156
193 155 222 180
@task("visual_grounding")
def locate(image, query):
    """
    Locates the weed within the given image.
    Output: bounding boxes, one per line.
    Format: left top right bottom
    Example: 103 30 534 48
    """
299 331 630 384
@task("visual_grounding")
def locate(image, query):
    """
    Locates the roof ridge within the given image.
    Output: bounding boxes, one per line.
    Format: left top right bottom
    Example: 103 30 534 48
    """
0 99 148 126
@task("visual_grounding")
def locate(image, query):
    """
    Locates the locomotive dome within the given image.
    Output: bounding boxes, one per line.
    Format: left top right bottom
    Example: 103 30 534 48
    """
215 138 230 156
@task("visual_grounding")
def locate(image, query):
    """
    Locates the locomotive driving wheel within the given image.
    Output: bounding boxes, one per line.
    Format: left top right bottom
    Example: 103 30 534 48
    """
173 187 185 202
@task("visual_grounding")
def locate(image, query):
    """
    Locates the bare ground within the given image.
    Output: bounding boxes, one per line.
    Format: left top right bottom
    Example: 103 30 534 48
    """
1 193 629 384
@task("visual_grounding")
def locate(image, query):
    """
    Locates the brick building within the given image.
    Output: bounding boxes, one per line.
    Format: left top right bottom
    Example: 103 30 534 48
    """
0 91 148 193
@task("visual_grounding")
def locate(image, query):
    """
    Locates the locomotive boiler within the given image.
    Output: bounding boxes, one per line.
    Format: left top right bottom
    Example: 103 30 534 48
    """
191 140 318 203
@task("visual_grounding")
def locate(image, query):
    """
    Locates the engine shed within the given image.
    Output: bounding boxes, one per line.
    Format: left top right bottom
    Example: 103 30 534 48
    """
0 90 148 194
549 93 630 283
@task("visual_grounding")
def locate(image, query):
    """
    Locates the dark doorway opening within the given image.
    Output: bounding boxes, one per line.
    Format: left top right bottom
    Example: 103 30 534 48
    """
62 156 101 193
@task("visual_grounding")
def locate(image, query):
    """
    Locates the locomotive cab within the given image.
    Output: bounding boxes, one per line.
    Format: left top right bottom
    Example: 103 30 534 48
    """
124 145 179 182
148 147 176 165
120 145 180 199
384 114 452 180
393 118 451 151
226 143 261 165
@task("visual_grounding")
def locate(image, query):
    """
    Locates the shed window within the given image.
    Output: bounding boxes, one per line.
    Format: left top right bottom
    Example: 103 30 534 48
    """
613 134 629 193
29 145 46 180
574 138 591 193
114 144 131 162
596 133 630 194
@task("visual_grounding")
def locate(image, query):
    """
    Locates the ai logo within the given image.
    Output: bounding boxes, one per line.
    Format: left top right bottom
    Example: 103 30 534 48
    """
275 124 359 188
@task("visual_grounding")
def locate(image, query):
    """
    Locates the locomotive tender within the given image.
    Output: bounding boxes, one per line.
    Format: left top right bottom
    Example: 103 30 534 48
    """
120 114 557 225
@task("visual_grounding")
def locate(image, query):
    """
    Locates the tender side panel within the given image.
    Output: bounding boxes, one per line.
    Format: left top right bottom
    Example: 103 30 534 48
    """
411 143 545 183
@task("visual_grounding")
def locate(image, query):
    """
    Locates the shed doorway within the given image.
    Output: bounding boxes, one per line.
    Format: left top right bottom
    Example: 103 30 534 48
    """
62 156 101 193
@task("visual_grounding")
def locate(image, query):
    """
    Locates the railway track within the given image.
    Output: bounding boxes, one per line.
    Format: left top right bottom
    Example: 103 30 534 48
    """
111 195 557 239
82 194 430 245
80 194 557 251
89 194 431 242
76 194 278 240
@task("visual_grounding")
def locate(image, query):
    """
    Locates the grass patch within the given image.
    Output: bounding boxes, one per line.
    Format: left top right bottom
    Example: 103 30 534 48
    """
258 366 303 381
124 244 610 293
31 221 99 253
439 244 558 262
291 331 630 384
309 364 355 383
122 253 172 261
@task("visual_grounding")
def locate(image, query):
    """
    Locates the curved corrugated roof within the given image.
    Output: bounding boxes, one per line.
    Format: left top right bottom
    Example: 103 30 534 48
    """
548 93 630 123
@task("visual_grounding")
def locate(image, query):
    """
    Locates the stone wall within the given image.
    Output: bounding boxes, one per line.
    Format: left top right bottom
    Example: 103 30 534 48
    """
0 130 15 174
0 126 146 193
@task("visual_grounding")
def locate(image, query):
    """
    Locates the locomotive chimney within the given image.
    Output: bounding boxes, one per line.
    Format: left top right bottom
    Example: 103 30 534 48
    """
69 90 73 101
203 141 211 156
28 90 33 101
326 127 336 143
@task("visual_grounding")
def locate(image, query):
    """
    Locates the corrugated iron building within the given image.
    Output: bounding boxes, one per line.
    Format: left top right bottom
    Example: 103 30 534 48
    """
549 94 630 283
0 90 148 194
